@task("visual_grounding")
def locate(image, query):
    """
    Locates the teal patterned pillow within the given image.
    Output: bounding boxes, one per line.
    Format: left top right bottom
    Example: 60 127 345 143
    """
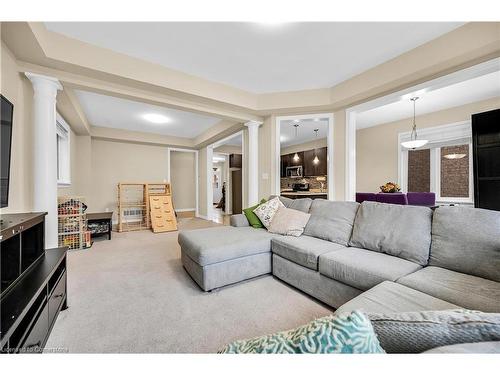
218 310 385 354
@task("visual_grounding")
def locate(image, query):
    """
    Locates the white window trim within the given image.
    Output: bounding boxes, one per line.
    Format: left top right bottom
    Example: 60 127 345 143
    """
56 113 71 187
398 121 474 204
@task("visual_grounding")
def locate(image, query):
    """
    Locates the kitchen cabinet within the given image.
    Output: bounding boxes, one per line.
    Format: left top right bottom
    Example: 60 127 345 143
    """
303 147 327 177
280 148 327 177
280 152 304 177
229 154 242 168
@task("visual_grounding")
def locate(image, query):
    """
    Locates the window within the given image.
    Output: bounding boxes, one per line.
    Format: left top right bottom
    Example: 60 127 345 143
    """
400 122 473 204
407 149 430 192
439 144 470 199
56 113 71 186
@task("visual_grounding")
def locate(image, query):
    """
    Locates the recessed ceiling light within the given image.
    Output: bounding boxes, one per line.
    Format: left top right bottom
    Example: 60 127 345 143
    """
142 113 170 124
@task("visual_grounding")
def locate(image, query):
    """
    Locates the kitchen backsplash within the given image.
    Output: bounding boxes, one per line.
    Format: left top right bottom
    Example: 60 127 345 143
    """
281 176 328 191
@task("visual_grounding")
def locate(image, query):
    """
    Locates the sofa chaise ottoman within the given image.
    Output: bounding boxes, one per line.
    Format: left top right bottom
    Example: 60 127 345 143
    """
178 225 277 291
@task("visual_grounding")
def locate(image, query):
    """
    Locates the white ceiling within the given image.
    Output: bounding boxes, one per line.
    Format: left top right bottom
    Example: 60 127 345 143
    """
356 70 500 129
74 90 221 137
216 133 242 147
280 119 328 147
45 22 463 94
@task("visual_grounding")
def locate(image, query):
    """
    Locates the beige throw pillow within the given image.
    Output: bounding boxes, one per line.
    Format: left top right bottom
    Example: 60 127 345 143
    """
253 197 285 228
268 206 311 237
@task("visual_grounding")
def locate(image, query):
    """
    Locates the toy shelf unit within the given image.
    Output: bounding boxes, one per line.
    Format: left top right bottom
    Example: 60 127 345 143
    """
117 183 177 233
58 196 91 250
117 183 149 232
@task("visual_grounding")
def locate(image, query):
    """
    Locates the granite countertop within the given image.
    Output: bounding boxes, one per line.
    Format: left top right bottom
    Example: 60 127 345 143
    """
280 191 327 196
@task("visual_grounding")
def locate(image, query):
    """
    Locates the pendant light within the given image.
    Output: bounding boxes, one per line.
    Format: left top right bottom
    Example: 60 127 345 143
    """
293 122 300 162
443 153 466 160
401 97 428 149
313 128 320 164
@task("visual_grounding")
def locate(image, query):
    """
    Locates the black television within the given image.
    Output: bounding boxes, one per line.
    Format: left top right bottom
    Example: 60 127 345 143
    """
1 94 14 208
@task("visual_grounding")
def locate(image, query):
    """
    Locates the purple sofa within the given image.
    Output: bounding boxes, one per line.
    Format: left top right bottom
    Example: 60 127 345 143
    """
375 193 408 205
355 193 377 204
407 192 436 207
355 192 436 207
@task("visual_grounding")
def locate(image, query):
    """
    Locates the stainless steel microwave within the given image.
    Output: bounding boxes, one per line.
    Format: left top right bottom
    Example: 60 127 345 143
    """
286 166 303 178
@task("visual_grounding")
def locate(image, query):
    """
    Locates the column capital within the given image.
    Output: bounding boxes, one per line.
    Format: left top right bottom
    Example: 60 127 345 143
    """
244 120 263 128
25 72 63 91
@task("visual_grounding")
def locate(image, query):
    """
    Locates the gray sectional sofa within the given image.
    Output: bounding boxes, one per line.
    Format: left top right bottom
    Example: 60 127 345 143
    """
178 197 500 316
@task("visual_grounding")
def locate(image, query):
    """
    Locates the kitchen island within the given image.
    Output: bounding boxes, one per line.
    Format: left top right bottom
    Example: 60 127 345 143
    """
280 191 328 200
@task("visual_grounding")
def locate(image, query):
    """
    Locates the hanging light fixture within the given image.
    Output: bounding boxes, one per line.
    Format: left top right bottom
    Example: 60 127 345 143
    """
401 97 428 149
293 122 300 161
313 128 320 164
443 153 467 160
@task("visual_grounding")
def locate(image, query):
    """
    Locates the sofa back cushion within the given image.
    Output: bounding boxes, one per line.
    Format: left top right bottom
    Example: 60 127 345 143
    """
273 195 313 213
303 200 359 246
430 206 500 282
349 201 432 266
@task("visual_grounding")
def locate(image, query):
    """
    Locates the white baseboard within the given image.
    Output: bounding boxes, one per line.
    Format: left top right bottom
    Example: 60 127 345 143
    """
196 214 209 220
175 208 196 212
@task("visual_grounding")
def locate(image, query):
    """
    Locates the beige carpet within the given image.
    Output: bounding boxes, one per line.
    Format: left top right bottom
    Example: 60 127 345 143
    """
46 218 333 353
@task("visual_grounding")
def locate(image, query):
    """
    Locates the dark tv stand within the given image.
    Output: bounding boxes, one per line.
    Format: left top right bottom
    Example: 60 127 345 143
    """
0 213 68 353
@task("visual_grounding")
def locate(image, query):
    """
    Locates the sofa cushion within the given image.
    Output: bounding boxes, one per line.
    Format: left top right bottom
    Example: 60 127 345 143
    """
242 198 267 228
365 309 500 354
272 235 346 270
273 195 313 213
178 226 276 266
430 206 500 282
253 197 285 228
268 206 311 237
349 201 432 266
319 247 422 290
303 200 359 246
397 266 500 313
424 341 500 354
219 310 385 354
335 281 459 316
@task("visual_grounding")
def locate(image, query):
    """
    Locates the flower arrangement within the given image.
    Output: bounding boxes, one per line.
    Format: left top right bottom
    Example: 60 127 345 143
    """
379 182 401 193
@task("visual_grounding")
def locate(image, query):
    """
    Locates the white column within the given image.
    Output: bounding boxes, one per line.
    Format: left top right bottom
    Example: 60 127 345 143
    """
244 121 262 206
25 73 62 248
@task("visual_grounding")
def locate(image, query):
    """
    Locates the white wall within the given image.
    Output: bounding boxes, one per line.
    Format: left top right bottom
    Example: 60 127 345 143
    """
89 139 168 221
170 151 196 211
0 43 34 214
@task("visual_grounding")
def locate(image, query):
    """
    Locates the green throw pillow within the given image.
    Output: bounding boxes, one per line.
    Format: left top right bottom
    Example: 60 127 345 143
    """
218 310 385 354
243 199 267 228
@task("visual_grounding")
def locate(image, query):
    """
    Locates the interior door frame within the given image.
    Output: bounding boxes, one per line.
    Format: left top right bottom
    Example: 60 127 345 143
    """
274 113 335 199
207 130 245 222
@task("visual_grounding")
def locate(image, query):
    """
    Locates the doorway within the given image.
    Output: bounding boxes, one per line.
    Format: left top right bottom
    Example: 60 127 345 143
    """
207 132 244 223
274 113 334 199
345 57 499 202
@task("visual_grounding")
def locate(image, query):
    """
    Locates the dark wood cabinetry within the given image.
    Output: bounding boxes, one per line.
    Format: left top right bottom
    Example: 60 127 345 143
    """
1 213 67 353
304 148 327 177
472 108 500 211
231 169 242 214
281 147 327 177
229 153 242 168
